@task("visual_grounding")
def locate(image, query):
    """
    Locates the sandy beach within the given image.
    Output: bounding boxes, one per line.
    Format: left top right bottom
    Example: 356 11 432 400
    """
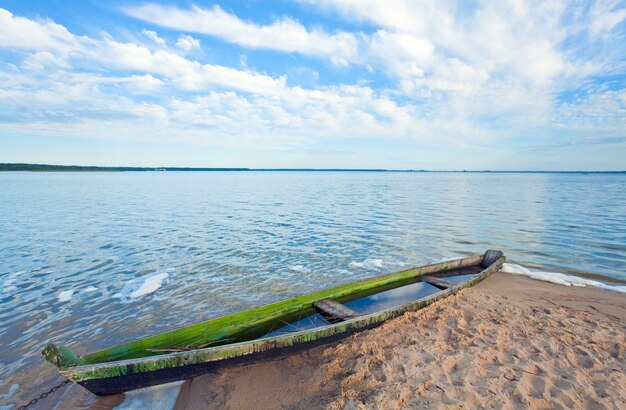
168 272 625 409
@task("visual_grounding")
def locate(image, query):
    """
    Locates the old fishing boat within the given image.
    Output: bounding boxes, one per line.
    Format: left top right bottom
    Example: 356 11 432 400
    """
43 250 505 395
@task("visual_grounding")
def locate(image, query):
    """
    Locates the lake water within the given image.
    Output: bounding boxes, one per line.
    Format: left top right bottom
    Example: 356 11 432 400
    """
1 171 625 408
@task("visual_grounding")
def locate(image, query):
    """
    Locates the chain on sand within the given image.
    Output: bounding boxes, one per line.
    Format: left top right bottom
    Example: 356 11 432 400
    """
16 379 72 410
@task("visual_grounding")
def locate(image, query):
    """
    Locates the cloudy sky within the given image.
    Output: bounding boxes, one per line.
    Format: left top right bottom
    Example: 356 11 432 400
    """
0 1 625 170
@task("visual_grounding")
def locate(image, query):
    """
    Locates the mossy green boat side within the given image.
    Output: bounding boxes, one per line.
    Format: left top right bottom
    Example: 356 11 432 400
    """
43 250 505 395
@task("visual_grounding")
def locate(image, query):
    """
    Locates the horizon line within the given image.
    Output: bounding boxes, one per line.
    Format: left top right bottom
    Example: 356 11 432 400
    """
0 163 625 173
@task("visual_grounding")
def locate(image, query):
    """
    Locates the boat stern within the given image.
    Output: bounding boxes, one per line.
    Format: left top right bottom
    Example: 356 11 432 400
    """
482 249 504 268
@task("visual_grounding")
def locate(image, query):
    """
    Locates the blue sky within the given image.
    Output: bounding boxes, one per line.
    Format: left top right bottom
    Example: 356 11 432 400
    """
0 1 625 170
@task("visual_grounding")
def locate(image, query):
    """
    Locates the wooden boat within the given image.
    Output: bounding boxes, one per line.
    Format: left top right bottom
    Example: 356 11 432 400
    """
43 250 505 395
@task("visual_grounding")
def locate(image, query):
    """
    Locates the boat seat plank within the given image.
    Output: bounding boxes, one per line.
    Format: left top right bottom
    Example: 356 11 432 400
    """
313 299 359 323
421 275 455 290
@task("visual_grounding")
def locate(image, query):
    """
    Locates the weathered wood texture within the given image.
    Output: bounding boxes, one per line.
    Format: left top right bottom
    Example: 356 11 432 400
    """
482 249 504 268
421 275 456 290
42 343 87 367
314 299 359 323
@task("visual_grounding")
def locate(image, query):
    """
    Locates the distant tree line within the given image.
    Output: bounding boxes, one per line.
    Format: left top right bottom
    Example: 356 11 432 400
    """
0 163 250 172
0 163 621 173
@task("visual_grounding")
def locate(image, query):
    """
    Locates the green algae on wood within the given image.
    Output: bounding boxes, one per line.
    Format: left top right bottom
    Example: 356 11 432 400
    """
42 343 87 367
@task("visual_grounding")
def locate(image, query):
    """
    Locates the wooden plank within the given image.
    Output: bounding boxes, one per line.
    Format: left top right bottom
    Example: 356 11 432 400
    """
314 299 359 323
421 275 455 290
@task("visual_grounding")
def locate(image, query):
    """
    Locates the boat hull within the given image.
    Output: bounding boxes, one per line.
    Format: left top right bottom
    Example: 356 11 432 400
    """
76 323 373 395
49 251 505 395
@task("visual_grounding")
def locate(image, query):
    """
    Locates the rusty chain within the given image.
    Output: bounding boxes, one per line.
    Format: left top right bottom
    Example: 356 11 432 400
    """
16 379 72 410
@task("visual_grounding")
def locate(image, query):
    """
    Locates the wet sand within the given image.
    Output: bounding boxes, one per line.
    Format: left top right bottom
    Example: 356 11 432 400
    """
172 272 626 409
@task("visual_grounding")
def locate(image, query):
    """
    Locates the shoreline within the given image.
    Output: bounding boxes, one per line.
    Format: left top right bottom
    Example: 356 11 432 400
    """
170 272 625 409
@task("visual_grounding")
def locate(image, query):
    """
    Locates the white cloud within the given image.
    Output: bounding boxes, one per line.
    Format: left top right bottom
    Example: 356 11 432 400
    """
0 8 78 51
302 0 455 44
176 35 200 52
298 0 626 138
88 38 287 94
0 9 397 144
0 10 286 96
123 3 358 66
127 74 163 93
368 30 434 65
588 0 626 38
304 0 624 88
553 88 626 134
141 29 166 47
22 51 70 71
0 60 492 149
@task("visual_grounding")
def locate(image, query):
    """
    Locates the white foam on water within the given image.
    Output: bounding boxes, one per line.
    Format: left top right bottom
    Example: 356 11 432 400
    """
57 289 74 302
114 381 183 410
1 271 25 299
289 265 311 273
130 273 169 299
501 263 626 294
114 272 169 301
350 258 383 270
363 258 383 270
84 286 98 293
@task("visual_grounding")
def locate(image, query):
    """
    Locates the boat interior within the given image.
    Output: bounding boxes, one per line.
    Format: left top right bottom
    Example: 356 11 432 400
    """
259 265 484 339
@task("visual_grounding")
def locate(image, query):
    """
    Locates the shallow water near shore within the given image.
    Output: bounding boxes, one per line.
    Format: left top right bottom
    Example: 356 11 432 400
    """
0 171 625 407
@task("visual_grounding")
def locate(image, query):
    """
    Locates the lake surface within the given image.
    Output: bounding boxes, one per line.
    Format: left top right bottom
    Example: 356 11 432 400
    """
1 171 625 407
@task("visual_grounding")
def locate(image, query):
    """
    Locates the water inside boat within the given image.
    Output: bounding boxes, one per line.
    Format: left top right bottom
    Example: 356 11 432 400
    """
261 273 478 338
436 273 477 284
